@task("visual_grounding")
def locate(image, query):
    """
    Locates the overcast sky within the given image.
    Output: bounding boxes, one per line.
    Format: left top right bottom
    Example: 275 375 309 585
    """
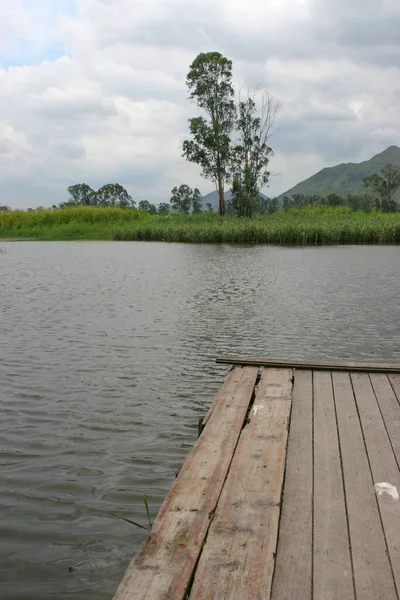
1 0 399 208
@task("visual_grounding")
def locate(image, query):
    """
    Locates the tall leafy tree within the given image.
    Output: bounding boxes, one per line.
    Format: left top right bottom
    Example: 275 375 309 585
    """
182 52 236 216
230 175 247 217
192 188 202 213
232 93 278 217
170 185 193 213
325 193 344 207
363 164 400 212
138 200 151 212
158 202 170 215
67 184 96 206
96 184 134 208
268 198 279 213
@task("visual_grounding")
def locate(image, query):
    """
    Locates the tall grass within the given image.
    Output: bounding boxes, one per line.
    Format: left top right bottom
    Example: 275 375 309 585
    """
2 206 400 245
0 206 147 240
113 210 400 245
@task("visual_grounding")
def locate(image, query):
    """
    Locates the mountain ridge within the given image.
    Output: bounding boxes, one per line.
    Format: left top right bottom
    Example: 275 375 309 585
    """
279 145 400 199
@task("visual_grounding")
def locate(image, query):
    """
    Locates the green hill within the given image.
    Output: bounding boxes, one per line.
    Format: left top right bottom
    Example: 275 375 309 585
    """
280 145 400 199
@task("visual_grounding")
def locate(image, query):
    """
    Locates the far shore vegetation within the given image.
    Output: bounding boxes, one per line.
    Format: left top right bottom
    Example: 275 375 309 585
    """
1 52 400 245
2 206 400 246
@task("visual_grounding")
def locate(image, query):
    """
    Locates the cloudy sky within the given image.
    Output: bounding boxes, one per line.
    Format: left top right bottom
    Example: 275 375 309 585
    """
1 0 399 208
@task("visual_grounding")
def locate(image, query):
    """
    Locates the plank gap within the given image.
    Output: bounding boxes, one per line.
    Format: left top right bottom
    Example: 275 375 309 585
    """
369 374 400 473
331 371 357 599
189 368 293 599
351 373 400 597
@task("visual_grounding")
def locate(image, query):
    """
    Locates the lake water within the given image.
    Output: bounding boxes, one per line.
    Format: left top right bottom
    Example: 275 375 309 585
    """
1 241 399 599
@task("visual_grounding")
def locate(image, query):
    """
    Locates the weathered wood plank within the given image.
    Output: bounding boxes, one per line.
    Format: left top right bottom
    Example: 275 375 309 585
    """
332 372 397 600
189 368 293 599
388 374 400 406
383 374 400 464
199 367 235 436
313 371 354 599
113 366 258 600
271 369 313 600
216 355 400 373
351 373 400 592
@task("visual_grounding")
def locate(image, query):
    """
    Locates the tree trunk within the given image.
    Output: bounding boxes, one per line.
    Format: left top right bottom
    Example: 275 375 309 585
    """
218 179 225 216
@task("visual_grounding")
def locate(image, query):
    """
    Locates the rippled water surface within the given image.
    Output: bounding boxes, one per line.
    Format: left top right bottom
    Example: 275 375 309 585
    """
1 242 399 599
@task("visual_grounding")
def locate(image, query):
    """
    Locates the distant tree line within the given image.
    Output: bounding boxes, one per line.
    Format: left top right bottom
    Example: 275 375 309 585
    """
4 160 398 216
139 185 207 215
61 183 135 209
56 182 206 216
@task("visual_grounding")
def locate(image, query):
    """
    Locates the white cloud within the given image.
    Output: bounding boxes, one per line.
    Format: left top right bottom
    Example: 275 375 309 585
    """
0 0 399 208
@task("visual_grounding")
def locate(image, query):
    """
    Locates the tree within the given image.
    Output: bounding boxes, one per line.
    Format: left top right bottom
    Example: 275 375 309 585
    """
96 184 134 208
158 202 170 215
230 174 247 217
268 198 279 214
182 52 236 216
138 200 151 212
363 164 400 212
282 196 292 211
0 204 11 212
325 193 344 207
192 188 202 213
170 185 193 213
232 92 278 217
347 194 372 212
292 193 306 208
67 183 96 206
138 200 157 214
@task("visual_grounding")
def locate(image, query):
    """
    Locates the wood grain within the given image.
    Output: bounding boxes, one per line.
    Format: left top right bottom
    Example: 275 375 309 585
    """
332 372 397 600
313 370 354 599
113 366 258 600
271 369 313 600
199 367 235 435
216 355 400 373
189 368 293 600
382 374 400 465
351 373 400 593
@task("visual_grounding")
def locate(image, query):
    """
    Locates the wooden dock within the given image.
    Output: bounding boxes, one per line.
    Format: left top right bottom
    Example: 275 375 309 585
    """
113 357 400 600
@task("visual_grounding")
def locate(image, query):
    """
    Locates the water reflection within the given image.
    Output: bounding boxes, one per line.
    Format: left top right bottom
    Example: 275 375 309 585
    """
0 241 399 599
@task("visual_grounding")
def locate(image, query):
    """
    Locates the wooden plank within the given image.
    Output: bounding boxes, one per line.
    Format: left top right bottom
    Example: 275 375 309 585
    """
216 355 400 373
383 374 400 464
271 369 313 600
332 372 397 600
313 371 354 599
189 368 293 599
351 373 400 592
113 366 258 600
199 367 236 435
388 374 400 406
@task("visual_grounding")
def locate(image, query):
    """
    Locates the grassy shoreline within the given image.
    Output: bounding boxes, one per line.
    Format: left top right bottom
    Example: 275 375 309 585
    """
0 206 148 241
113 210 400 245
2 207 400 245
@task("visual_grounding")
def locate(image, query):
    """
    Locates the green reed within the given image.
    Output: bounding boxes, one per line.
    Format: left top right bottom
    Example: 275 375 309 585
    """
113 209 400 246
0 206 147 240
111 494 153 531
2 206 400 245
